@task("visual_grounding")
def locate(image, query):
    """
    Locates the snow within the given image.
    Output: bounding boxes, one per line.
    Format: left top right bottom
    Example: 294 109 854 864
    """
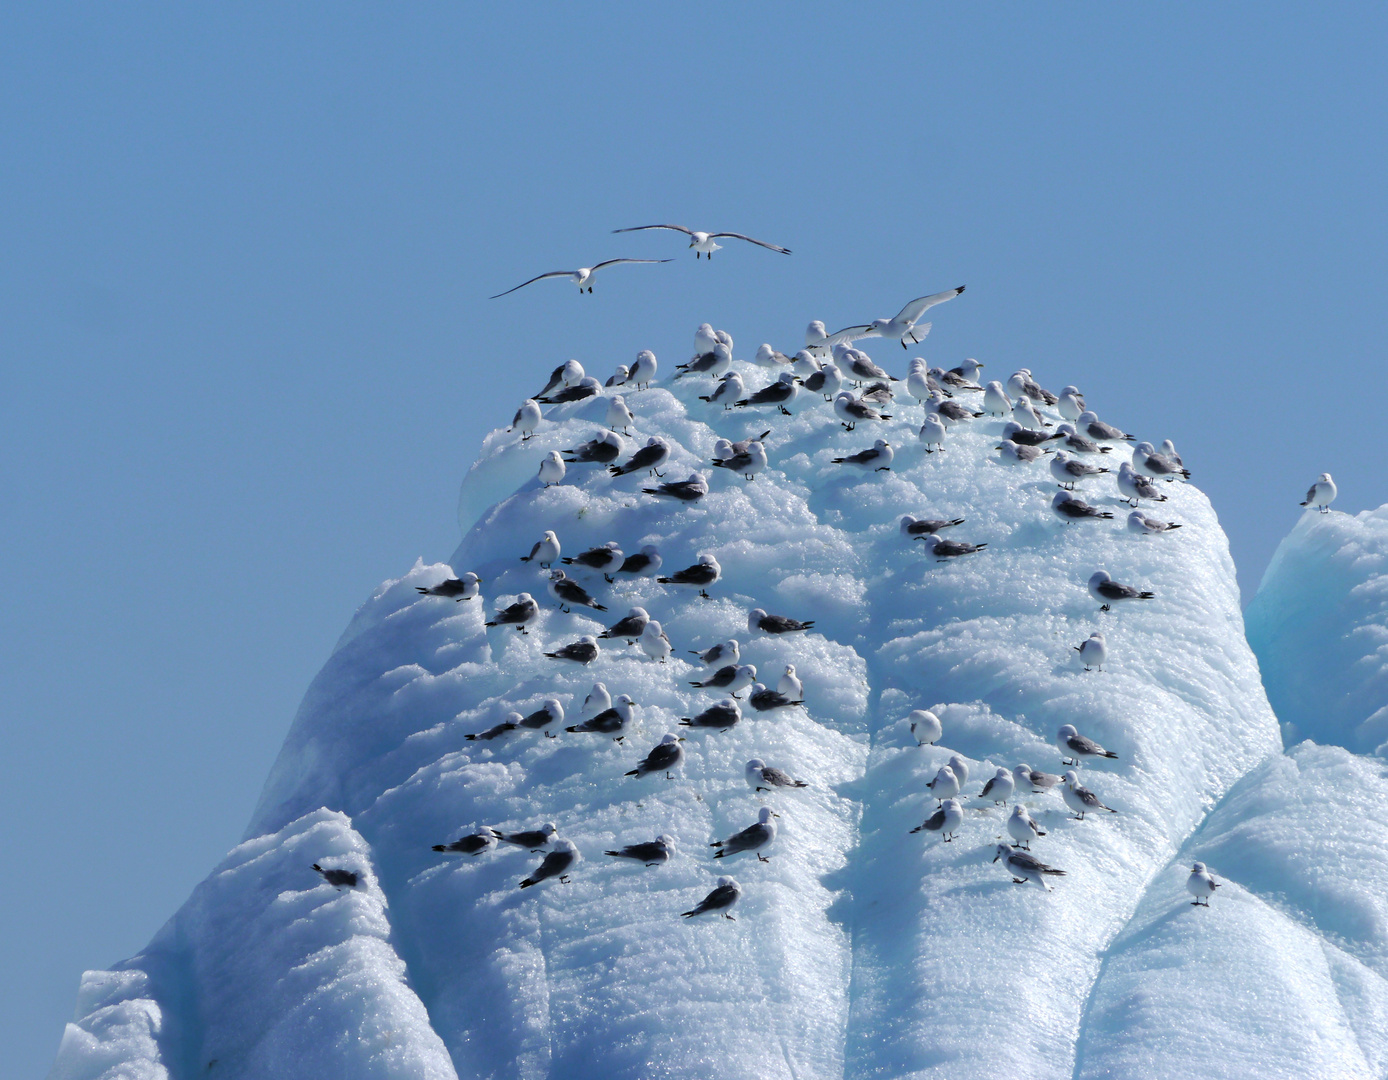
50 338 1388 1078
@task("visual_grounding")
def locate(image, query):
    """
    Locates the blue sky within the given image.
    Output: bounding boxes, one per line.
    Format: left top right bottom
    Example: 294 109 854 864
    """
4 4 1385 1072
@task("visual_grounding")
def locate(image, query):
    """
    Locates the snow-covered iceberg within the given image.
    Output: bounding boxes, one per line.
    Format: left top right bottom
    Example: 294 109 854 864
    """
49 341 1386 1079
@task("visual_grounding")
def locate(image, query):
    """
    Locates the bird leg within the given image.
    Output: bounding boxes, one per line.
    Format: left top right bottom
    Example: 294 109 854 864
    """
699 589 711 600
779 405 791 416
875 466 891 472
757 853 770 863
724 914 736 920
560 874 571 882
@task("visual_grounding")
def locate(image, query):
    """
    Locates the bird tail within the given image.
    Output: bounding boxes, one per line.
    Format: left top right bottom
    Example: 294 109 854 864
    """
624 768 640 777
677 718 693 726
519 878 536 889
564 725 583 733
464 733 478 741
592 602 608 611
1072 646 1082 653
1139 592 1155 599
431 845 446 852
713 850 726 858
680 909 698 918
656 576 672 583
1167 523 1183 529
949 518 965 525
1099 513 1114 519
793 780 808 787
1102 750 1118 758
1043 868 1067 876
484 620 498 627
519 555 532 562
312 863 324 872
415 587 431 595
1035 828 1047 836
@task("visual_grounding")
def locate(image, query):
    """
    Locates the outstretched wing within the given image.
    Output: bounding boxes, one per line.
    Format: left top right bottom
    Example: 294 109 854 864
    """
490 271 573 299
895 285 966 324
709 232 791 254
825 324 874 344
590 258 674 272
612 224 695 236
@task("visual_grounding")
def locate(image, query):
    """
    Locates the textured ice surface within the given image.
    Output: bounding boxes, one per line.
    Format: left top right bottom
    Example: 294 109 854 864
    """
55 344 1388 1078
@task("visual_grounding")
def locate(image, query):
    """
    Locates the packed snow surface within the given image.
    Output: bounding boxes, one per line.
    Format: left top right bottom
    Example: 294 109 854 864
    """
49 337 1388 1079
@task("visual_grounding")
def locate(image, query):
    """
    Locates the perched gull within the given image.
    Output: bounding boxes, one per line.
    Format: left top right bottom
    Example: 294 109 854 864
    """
1089 570 1154 611
566 694 636 739
1050 450 1109 490
312 864 359 890
520 530 561 567
675 342 732 380
921 535 988 561
612 223 791 258
1052 492 1115 523
693 323 719 356
519 839 579 888
1007 805 1046 849
538 452 567 487
1301 472 1337 512
1057 723 1118 766
712 439 768 480
982 381 1012 416
691 639 739 667
547 570 607 613
1006 369 1058 406
753 343 793 368
832 439 894 471
605 835 676 866
1117 461 1167 506
629 350 658 388
712 806 779 861
938 367 983 394
979 767 1015 805
538 376 602 405
1062 771 1117 819
1161 439 1184 467
658 553 722 598
690 663 757 698
466 711 524 741
834 391 892 430
535 360 584 399
519 698 565 734
833 345 894 385
748 683 804 712
827 286 966 348
580 683 610 717
1078 410 1134 443
1128 510 1182 536
949 358 986 382
608 544 662 581
1187 862 1221 906
919 413 948 453
610 437 671 477
681 876 742 919
1012 396 1048 430
910 709 942 745
699 371 745 409
900 514 966 538
491 259 671 297
485 593 539 633
927 764 960 803
510 399 543 440
544 635 599 664
606 395 635 434
748 608 815 634
911 797 964 841
994 843 1066 890
563 431 623 464
432 828 497 856
1013 764 1063 796
906 363 944 407
1133 442 1190 482
1000 421 1062 447
679 697 743 732
1057 386 1086 422
643 471 709 502
804 360 844 400
416 571 481 602
746 758 808 792
928 391 982 424
599 607 649 642
1073 632 1107 671
1055 422 1110 455
777 664 803 700
947 754 970 788
564 542 625 573
736 372 801 415
996 441 1049 465
494 822 558 851
792 349 824 377
626 733 686 779
606 364 629 388
638 620 673 663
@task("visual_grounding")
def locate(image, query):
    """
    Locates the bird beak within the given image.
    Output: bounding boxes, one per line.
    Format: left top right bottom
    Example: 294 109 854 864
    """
677 736 686 742
772 811 781 817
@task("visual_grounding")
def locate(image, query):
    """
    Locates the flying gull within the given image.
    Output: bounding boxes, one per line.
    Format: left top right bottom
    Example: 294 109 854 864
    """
827 286 966 348
1301 472 1337 512
520 531 561 567
491 259 671 298
911 797 963 841
746 758 808 792
485 593 539 633
566 694 636 740
712 806 779 861
994 843 1066 890
679 697 743 732
1073 632 1107 671
605 835 676 866
1089 570 1154 611
544 635 599 664
612 223 791 258
416 571 481 601
1187 862 1220 906
748 608 814 634
432 828 497 856
1062 771 1117 819
681 876 742 919
547 570 607 613
1007 805 1045 849
626 733 686 779
519 839 579 888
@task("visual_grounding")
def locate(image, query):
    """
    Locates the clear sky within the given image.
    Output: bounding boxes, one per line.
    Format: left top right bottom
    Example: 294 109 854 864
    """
4 4 1385 1072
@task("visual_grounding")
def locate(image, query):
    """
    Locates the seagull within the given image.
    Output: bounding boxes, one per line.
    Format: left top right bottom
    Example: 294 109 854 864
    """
538 452 566 487
580 684 610 717
681 876 742 919
927 764 960 803
982 381 1012 417
921 535 988 561
537 376 602 405
712 439 768 480
544 635 599 664
626 733 686 778
607 544 662 581
937 367 983 394
1116 462 1166 506
1161 439 1184 467
1074 632 1107 671
1054 423 1111 455
994 844 1066 890
1078 410 1134 443
643 471 709 502
629 350 658 388
1000 421 1063 447
546 570 607 613
804 320 862 354
1062 771 1117 819
1051 451 1109 490
712 807 779 861
1133 442 1191 482
792 349 824 377
834 392 892 430
900 515 966 538
1052 492 1114 523
832 439 894 471
465 711 524 741
699 371 745 409
927 391 982 424
748 683 804 712
804 360 844 400
753 343 793 368
605 835 676 866
520 531 561 567
736 372 801 415
432 828 498 856
1089 570 1154 611
638 620 673 663
906 363 943 407
979 767 1015 805
675 342 732 380
1057 723 1118 766
833 345 896 385
1012 396 1048 430
599 607 649 642
947 754 970 789
606 364 629 388
1006 369 1058 406
562 431 623 464
518 698 565 735
827 286 966 348
1301 472 1337 512
746 758 808 792
911 798 964 841
657 553 721 598
691 639 739 667
1057 386 1086 422
612 223 791 258
679 695 744 731
494 822 557 851
610 437 671 477
1007 805 1046 849
416 571 481 601
519 839 579 888
606 395 635 434
690 663 757 698
564 542 624 573
1187 862 1221 906
485 593 539 633
566 694 636 739
748 608 814 634
312 863 359 889
910 709 942 745
1127 510 1182 536
491 259 671 298
777 664 803 700
995 442 1049 465
919 413 948 453
509 399 542 440
1013 764 1063 796
535 360 585 399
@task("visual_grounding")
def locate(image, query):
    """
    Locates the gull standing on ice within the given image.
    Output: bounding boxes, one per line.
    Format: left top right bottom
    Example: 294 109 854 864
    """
605 364 629 388
832 439 894 471
638 620 673 663
689 663 757 698
711 439 768 480
538 376 601 405
612 223 791 258
606 396 635 434
433 828 498 856
753 343 792 368
312 864 359 890
629 350 657 388
699 371 745 409
1089 570 1154 611
691 639 739 667
606 835 675 866
1057 386 1086 422
521 531 561 567
1078 410 1134 443
1128 510 1182 536
658 553 722 598
681 876 742 919
494 822 557 851
485 593 539 633
491 259 671 298
563 431 623 464
982 380 1012 416
748 682 804 712
466 712 524 741
610 437 671 477
519 697 565 734
1057 723 1118 766
1013 764 1063 796
1117 462 1167 506
1188 862 1221 906
827 286 966 348
565 542 624 573
804 359 844 400
911 798 963 841
580 683 611 717
679 697 743 732
1054 423 1110 456
1063 771 1117 819
928 391 982 424
1051 451 1108 490
675 342 732 380
626 733 686 779
907 362 939 407
1133 442 1190 482
1074 631 1107 671
712 807 779 861
921 535 988 561
994 844 1066 890
748 608 815 634
416 571 481 601
519 839 579 888
1052 492 1114 523
510 399 542 440
1013 396 1048 430
927 764 961 803
834 392 892 430
599 608 648 643
546 570 607 613
947 754 970 789
736 372 801 415
979 767 1015 805
608 544 662 581
1000 421 1062 447
643 472 708 502
535 360 584 399
538 452 566 487
996 442 1049 465
746 758 808 792
566 694 637 739
544 636 599 665
919 412 948 453
1007 805 1046 849
910 709 942 745
777 664 803 700
900 515 966 539
1007 370 1058 406
1301 473 1337 512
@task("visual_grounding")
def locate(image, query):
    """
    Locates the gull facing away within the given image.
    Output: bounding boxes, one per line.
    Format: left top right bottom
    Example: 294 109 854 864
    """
491 258 672 297
1007 805 1045 849
911 798 963 841
910 709 942 745
828 286 966 348
994 844 1066 890
1188 862 1221 906
711 806 779 861
485 593 539 633
599 608 648 643
416 571 480 601
605 835 676 867
612 223 791 258
681 876 742 919
927 765 960 803
1301 472 1337 512
1057 723 1118 766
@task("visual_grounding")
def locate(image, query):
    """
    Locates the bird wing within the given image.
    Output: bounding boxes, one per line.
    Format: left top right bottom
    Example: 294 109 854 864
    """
721 822 768 852
490 271 573 299
1305 484 1318 503
590 258 674 272
895 286 965 324
1069 733 1108 755
708 232 791 254
825 324 874 344
622 841 664 861
761 767 796 786
645 742 681 770
612 224 694 236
